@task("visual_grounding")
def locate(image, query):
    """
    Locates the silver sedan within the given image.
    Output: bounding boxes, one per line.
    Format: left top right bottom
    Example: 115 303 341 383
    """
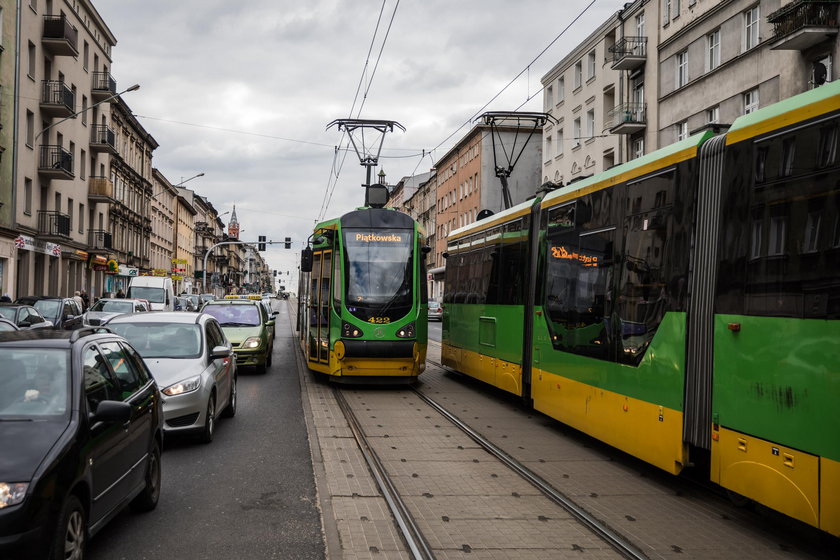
104 312 237 443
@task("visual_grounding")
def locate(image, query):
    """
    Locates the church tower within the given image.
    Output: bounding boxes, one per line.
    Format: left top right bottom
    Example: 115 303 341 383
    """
228 205 240 239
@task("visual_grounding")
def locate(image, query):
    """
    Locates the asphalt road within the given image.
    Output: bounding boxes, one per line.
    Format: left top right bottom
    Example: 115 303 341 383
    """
87 300 324 560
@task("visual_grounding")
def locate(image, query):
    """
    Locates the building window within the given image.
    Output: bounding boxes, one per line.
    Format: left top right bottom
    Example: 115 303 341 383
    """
82 96 87 125
27 41 36 77
24 179 32 215
573 118 581 147
769 216 786 256
587 50 596 80
26 110 34 146
744 6 760 51
676 50 688 88
744 88 759 114
83 41 89 71
586 109 595 138
707 106 720 123
707 29 720 71
676 121 688 141
632 137 645 159
803 212 821 253
67 198 74 230
79 204 85 234
545 135 553 160
574 61 582 89
546 85 553 107
558 77 565 102
636 12 645 36
558 129 564 155
80 149 86 179
663 0 671 24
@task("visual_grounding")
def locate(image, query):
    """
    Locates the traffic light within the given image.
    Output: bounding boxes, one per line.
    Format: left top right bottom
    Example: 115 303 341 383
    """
284 237 291 249
258 235 266 251
273 270 277 277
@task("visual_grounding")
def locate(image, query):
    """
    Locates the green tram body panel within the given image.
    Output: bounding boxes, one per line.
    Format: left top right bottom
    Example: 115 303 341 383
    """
444 304 525 366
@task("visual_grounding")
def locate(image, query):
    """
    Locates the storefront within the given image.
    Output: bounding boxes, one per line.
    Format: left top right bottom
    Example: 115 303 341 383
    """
14 235 63 297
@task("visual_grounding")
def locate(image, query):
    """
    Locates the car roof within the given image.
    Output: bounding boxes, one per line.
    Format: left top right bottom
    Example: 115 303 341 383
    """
105 311 208 325
16 295 66 301
0 328 121 347
205 299 260 306
0 303 33 309
96 298 145 303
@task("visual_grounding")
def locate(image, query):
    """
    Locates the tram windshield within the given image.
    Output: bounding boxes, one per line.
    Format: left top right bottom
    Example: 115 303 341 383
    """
343 228 414 322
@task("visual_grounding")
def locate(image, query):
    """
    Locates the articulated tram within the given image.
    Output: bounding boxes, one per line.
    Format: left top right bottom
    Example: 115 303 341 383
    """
298 207 428 382
442 81 840 536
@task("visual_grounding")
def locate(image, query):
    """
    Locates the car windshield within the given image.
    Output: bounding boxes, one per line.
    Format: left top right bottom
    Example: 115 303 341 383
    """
0 349 70 419
107 323 203 359
202 304 262 327
90 300 134 313
33 300 62 318
127 286 166 303
0 308 15 320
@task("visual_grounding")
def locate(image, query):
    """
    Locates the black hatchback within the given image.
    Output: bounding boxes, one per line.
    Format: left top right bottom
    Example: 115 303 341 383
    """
15 296 84 330
0 329 164 559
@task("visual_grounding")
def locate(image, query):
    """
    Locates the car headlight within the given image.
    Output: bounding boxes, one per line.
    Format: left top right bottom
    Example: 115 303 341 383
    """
396 322 415 338
162 375 202 396
242 337 262 349
0 482 29 509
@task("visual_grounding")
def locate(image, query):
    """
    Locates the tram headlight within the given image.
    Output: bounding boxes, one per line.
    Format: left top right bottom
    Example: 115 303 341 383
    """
342 322 364 338
396 322 415 339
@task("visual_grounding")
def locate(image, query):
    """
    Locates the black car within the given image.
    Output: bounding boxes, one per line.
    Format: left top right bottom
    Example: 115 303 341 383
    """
0 303 54 330
15 296 84 330
0 329 164 559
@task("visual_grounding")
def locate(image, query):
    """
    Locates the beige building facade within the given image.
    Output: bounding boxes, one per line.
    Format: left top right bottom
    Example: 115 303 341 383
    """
174 187 196 294
150 168 176 275
0 0 18 296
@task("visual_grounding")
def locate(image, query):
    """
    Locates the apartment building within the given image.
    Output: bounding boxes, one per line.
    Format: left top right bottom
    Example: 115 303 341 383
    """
0 0 18 296
193 195 227 295
106 96 157 295
658 0 838 145
13 0 120 298
150 168 176 276
174 187 196 294
430 123 542 299
396 171 437 299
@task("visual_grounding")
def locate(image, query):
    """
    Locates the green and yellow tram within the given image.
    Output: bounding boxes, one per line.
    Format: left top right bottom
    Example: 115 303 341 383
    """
442 81 840 536
298 207 428 382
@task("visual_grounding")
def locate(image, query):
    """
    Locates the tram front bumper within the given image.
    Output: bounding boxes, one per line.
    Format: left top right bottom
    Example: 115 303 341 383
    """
333 339 424 379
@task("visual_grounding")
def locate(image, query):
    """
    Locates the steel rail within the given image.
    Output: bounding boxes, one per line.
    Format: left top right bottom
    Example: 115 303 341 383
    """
412 387 649 560
333 388 437 560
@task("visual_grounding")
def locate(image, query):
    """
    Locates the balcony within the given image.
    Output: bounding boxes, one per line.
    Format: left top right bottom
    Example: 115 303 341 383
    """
88 229 113 253
607 102 647 135
41 15 78 56
38 145 73 179
609 36 647 71
37 211 71 241
88 176 114 203
769 0 839 50
91 72 117 102
40 80 75 118
90 125 117 154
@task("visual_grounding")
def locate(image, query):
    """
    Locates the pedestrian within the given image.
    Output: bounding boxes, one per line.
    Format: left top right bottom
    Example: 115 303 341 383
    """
80 290 90 311
116 289 125 298
73 291 84 309
0 294 10 303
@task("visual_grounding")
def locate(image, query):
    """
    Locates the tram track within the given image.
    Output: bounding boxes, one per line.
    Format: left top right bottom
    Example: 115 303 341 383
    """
333 379 648 560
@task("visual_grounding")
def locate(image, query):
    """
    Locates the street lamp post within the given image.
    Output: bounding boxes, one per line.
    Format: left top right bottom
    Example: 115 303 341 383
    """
35 83 140 142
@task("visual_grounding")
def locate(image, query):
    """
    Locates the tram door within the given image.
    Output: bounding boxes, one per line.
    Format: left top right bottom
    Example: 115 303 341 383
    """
308 250 332 365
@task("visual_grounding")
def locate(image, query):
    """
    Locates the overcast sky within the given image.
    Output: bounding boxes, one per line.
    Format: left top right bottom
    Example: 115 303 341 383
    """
94 0 619 292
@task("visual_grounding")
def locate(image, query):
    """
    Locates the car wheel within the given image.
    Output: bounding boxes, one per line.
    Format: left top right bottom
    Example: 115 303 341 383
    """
131 441 161 512
51 494 85 560
198 394 216 443
221 376 237 418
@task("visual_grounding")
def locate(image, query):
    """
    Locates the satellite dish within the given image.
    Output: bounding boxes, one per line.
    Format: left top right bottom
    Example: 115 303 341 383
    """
476 209 494 221
813 62 828 86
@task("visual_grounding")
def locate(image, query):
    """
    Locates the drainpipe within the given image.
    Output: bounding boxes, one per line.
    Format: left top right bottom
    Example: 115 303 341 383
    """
9 0 23 298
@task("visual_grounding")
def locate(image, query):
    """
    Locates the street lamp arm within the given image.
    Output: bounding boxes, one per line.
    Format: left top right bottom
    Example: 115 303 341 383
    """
34 83 140 142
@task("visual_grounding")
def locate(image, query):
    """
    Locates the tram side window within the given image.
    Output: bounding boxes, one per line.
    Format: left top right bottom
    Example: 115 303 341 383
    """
486 220 527 306
618 172 677 365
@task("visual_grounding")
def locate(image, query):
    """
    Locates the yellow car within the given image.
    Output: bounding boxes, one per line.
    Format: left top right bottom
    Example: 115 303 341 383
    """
201 300 276 373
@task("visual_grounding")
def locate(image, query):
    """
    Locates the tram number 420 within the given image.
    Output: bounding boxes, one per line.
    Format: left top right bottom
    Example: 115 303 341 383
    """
368 317 391 324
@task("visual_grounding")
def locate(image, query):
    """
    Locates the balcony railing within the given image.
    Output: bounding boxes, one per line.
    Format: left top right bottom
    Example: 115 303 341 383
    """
37 211 71 239
42 15 78 56
768 0 839 50
90 125 117 153
91 72 117 102
38 145 73 179
607 102 647 134
88 229 113 252
40 80 75 118
88 176 114 202
608 36 647 70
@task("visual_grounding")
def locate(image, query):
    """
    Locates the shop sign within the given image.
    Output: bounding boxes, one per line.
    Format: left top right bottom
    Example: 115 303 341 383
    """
89 254 109 271
171 258 188 264
118 266 139 277
151 268 168 277
172 275 183 281
14 235 62 257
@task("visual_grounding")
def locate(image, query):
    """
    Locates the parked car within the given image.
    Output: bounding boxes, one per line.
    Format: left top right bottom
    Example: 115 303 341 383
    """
172 296 196 312
428 300 443 321
199 294 215 306
181 294 201 311
83 298 148 326
15 296 84 330
0 303 54 330
104 312 236 442
0 318 19 331
0 328 163 559
201 299 276 373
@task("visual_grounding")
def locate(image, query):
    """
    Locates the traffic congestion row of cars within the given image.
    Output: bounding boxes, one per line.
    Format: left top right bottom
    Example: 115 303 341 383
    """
0 294 278 559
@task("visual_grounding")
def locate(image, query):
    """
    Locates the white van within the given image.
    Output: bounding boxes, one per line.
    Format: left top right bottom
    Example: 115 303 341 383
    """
127 277 175 311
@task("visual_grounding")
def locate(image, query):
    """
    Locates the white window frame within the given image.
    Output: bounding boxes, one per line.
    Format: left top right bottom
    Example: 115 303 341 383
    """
744 88 759 114
707 106 720 124
557 129 564 155
676 50 688 88
663 0 671 24
676 121 688 141
573 118 581 147
546 85 553 107
632 137 645 159
636 12 645 37
558 77 565 102
587 50 596 80
707 29 720 71
586 109 595 138
574 61 582 89
744 6 760 51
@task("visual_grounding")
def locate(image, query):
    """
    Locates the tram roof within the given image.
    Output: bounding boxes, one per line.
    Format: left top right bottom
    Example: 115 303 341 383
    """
725 79 840 146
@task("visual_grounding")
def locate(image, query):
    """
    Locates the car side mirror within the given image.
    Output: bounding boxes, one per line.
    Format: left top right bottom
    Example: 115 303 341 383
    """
271 311 278 318
90 400 132 424
210 345 231 360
